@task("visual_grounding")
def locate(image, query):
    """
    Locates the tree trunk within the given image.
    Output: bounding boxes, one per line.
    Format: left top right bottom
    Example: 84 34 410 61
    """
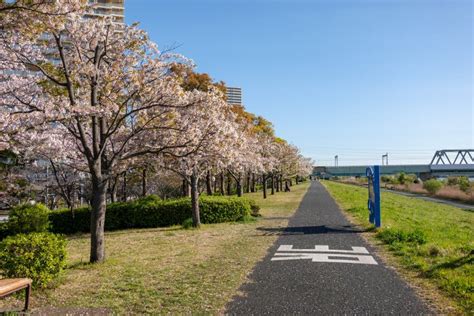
275 174 280 192
226 172 232 195
206 170 213 196
251 173 256 192
182 179 187 197
190 172 201 228
109 175 118 203
142 168 147 197
246 173 251 193
289 178 293 186
122 171 127 202
279 175 283 192
90 175 108 263
271 174 275 195
262 173 267 199
236 173 243 197
220 172 225 195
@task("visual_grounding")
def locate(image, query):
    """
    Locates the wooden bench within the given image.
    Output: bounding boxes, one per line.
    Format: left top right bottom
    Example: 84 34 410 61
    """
0 278 32 312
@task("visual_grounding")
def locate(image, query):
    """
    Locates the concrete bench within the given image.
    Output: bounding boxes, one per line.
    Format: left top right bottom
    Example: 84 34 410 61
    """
0 278 32 312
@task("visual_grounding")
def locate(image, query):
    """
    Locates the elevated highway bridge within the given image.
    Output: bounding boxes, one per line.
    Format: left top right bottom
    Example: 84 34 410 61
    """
313 149 474 179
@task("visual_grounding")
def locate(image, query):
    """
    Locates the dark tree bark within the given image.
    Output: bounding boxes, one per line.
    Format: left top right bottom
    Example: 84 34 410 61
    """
262 173 267 199
206 170 213 196
236 173 243 197
182 179 187 197
182 178 191 197
251 173 256 192
275 174 280 193
226 172 232 195
190 171 201 228
289 178 293 186
270 174 275 195
142 168 147 197
219 172 225 195
246 173 251 193
279 175 283 192
90 173 108 263
109 175 118 203
122 171 127 202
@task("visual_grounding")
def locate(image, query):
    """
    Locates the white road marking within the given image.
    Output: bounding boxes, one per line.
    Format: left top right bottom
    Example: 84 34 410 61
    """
277 245 369 254
271 245 378 265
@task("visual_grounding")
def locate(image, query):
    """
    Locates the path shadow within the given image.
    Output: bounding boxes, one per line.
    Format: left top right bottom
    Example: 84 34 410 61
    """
256 224 373 236
424 250 474 277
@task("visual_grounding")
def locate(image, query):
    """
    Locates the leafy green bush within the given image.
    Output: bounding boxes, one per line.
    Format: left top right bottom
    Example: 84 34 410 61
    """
49 196 252 234
0 232 67 288
0 222 9 241
458 176 471 194
377 228 427 245
397 172 407 185
182 218 194 229
423 179 443 195
248 199 261 217
447 176 459 186
381 175 392 183
7 203 50 235
200 196 250 223
239 215 257 223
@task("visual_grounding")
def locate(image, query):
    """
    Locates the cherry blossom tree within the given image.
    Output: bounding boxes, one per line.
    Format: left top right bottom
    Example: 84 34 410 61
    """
162 88 240 227
0 4 207 262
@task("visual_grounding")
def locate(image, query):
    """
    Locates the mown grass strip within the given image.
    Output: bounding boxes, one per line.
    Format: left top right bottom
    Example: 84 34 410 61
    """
322 180 473 314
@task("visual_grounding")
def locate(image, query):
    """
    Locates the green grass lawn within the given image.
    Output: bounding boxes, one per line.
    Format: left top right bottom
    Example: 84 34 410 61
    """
322 180 474 314
3 182 310 314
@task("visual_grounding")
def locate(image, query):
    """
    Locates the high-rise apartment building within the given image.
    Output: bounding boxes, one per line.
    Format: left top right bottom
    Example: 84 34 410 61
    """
226 87 242 105
87 0 125 24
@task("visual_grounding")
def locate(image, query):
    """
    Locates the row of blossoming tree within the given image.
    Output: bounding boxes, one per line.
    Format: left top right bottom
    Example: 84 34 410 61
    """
0 0 313 263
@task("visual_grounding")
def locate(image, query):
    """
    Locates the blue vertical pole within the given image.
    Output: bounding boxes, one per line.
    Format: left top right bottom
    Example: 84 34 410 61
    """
373 165 381 228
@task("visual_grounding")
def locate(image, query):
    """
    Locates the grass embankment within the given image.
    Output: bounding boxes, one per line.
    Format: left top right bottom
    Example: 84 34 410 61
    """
3 182 310 314
322 180 473 314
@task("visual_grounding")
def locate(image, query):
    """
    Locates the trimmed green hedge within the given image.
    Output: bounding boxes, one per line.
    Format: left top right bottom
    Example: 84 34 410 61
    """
49 195 253 234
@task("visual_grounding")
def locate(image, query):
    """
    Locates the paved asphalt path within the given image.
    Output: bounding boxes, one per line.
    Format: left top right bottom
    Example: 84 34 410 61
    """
226 181 432 315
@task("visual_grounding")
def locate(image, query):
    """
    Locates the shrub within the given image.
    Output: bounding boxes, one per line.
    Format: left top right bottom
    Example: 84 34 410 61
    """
7 203 50 235
182 218 194 229
423 179 443 195
199 196 250 223
447 177 459 186
239 215 257 223
49 196 251 234
381 175 392 183
458 176 471 194
248 199 261 217
377 228 427 245
397 172 407 185
0 232 67 288
0 222 8 241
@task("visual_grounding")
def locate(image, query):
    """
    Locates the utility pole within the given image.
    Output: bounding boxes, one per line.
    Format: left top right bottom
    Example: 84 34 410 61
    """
335 155 339 167
382 153 389 165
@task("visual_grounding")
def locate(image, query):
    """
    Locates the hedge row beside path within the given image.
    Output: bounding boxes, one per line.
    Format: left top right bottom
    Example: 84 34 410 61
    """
49 195 252 234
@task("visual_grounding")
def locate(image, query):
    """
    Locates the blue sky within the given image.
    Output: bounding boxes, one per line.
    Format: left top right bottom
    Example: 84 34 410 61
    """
125 0 472 166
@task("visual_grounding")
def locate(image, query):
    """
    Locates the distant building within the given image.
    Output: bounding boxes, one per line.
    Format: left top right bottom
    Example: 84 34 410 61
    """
226 87 242 105
87 0 125 24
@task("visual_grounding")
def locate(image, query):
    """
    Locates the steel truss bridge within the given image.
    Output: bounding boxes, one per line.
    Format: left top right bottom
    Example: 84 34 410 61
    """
313 149 474 179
